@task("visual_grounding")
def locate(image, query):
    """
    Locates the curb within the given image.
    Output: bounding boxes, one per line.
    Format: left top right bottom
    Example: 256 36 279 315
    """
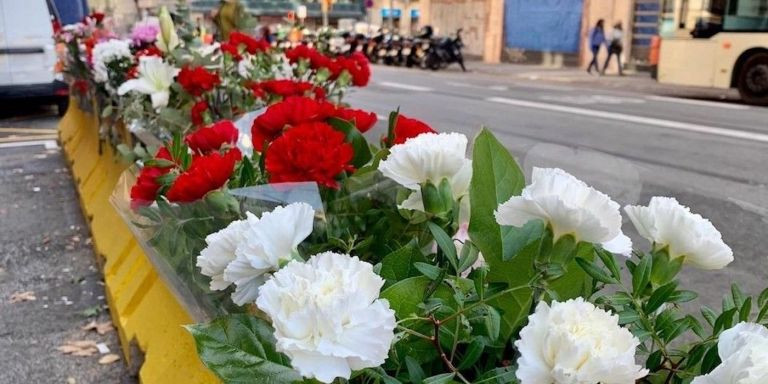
58 100 219 384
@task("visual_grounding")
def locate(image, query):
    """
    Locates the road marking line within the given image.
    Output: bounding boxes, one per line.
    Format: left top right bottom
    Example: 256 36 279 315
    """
0 134 58 143
0 139 58 149
378 81 433 92
486 96 768 143
376 114 388 121
646 95 750 110
0 127 58 133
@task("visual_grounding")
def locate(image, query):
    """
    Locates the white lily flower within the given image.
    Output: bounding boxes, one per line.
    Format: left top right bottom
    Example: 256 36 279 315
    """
155 6 180 52
515 298 648 384
495 167 632 255
196 213 256 291
117 56 179 109
223 202 315 305
624 196 733 269
378 132 472 212
691 322 768 384
256 252 396 383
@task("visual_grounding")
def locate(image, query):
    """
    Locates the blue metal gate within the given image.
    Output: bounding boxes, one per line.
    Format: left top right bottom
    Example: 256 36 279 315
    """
504 0 584 53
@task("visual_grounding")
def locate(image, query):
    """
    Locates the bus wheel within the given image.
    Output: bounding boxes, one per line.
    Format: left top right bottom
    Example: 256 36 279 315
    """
737 52 768 105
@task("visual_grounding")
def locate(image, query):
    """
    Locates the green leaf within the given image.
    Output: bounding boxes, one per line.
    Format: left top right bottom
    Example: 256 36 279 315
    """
502 220 545 262
414 262 442 280
669 290 698 304
645 281 678 313
701 345 721 374
457 241 480 274
381 276 453 319
575 257 618 285
646 350 663 371
467 129 530 341
423 373 456 384
386 109 399 145
731 283 746 308
701 306 718 327
379 243 427 286
328 117 372 168
428 222 458 272
483 305 501 341
618 309 640 325
633 255 653 296
457 338 485 370
758 286 768 308
596 249 622 280
740 296 752 322
404 356 426 383
713 308 738 335
185 314 302 384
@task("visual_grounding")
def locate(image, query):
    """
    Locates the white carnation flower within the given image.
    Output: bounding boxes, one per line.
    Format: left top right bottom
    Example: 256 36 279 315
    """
92 39 132 83
624 197 733 269
117 56 179 109
223 202 315 305
691 322 768 384
378 132 472 212
256 252 396 383
196 212 257 291
495 167 632 255
515 298 648 384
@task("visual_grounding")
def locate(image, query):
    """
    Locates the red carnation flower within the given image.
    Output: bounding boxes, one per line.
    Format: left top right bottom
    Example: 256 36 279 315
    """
228 31 270 54
73 79 89 95
178 65 220 97
191 100 209 126
220 42 242 61
130 147 175 207
248 79 315 100
285 45 333 71
166 148 242 203
135 46 163 59
392 115 436 145
334 53 370 86
265 122 354 189
185 120 239 154
251 96 336 149
333 107 377 133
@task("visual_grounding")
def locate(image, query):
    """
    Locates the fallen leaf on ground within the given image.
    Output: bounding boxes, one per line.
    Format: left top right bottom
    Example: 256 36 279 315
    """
9 291 36 303
81 320 114 335
57 340 98 356
98 354 120 364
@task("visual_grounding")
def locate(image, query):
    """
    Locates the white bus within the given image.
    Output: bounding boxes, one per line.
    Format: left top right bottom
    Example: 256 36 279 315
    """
658 0 768 105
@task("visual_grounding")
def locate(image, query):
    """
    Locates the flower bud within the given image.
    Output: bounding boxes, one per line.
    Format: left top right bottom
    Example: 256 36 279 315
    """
204 190 240 216
156 6 179 53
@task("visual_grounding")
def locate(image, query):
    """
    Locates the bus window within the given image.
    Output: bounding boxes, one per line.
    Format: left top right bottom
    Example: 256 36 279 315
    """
724 0 768 30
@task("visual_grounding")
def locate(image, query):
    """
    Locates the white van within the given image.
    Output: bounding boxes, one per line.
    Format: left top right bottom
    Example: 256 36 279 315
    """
0 0 68 114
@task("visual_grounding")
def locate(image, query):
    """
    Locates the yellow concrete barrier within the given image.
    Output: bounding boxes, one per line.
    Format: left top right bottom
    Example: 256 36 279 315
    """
58 99 218 384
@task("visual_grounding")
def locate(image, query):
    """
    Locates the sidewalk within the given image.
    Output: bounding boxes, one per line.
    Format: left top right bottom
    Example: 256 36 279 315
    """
0 104 135 383
452 60 743 102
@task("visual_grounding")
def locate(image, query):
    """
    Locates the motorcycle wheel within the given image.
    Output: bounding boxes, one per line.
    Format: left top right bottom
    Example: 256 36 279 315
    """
425 54 440 71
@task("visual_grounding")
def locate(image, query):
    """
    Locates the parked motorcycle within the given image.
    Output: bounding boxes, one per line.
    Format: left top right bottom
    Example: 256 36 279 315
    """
424 29 466 71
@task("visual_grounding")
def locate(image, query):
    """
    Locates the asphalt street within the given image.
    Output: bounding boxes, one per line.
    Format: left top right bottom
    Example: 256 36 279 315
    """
0 102 135 383
354 65 768 310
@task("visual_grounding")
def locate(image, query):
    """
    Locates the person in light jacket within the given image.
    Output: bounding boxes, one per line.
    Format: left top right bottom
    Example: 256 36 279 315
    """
602 22 624 76
587 19 606 75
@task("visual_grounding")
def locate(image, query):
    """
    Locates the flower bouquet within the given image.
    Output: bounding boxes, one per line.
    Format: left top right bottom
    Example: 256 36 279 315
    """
114 91 768 383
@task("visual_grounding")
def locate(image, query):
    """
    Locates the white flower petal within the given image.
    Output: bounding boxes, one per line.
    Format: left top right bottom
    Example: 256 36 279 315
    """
378 132 471 210
624 197 733 269
256 252 395 383
515 298 648 384
496 167 629 254
692 322 768 384
196 216 252 291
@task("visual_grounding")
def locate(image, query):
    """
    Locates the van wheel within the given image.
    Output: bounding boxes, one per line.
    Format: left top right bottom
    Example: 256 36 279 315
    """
737 52 768 105
56 97 69 117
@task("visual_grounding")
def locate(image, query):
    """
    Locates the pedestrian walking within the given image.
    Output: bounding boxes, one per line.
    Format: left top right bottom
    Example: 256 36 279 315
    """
603 22 624 76
587 19 606 75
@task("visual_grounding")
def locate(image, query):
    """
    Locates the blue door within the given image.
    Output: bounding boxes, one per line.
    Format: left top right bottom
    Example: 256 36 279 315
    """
504 0 584 53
